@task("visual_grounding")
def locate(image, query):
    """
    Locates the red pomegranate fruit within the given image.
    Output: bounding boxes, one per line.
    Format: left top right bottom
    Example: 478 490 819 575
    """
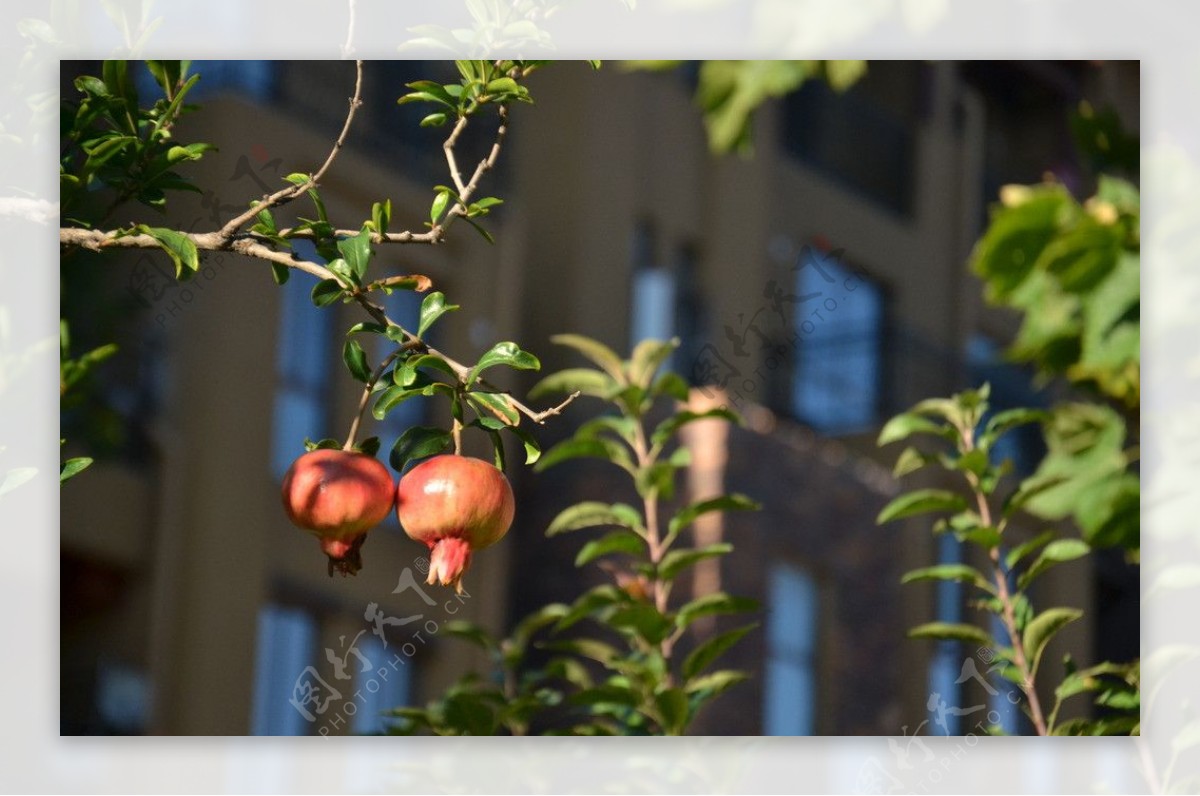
281 448 396 576
397 455 515 593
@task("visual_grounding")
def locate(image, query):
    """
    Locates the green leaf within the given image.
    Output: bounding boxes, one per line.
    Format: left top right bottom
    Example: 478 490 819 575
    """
877 412 952 446
575 415 638 445
396 353 457 386
553 585 626 632
371 199 391 237
529 368 618 400
667 494 758 542
654 687 690 735
535 436 634 474
659 543 733 581
463 217 495 244
574 530 645 567
651 408 742 447
683 623 758 681
546 501 644 537
468 341 540 386
982 408 1049 447
824 60 867 91
571 684 642 709
389 426 453 471
146 60 184 95
636 461 678 501
684 669 749 699
1002 476 1070 519
372 384 422 420
676 592 759 629
484 426 506 471
270 262 290 285
419 112 448 127
901 564 991 591
652 372 691 401
137 225 199 279
310 278 344 307
102 60 138 132
354 437 381 457
1023 607 1083 679
336 228 372 283
467 391 520 426
418 291 459 338
472 196 503 211
1017 539 1090 591
627 338 678 388
506 424 542 465
342 339 371 383
907 622 994 648
876 489 968 524
892 446 938 477
549 334 626 381
430 189 452 225
485 76 520 95
55 457 88 484
609 602 673 644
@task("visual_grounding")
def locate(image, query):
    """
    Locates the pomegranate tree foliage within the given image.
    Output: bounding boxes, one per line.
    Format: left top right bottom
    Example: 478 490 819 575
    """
387 337 760 736
877 175 1141 735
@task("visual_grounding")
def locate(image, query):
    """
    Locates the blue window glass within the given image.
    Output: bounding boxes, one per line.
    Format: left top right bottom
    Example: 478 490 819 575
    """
764 563 818 735
791 248 883 434
270 246 333 481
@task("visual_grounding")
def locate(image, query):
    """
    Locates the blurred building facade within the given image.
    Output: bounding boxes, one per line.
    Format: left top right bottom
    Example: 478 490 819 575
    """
60 60 1138 735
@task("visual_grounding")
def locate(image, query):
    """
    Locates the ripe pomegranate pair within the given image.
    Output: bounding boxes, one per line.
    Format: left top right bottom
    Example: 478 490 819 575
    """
281 449 513 592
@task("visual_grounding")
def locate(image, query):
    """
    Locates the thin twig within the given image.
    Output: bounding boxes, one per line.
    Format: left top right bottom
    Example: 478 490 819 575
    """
344 348 408 451
443 116 470 196
218 60 365 239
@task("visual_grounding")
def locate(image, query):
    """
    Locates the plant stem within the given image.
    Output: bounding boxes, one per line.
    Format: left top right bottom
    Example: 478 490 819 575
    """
962 428 1048 736
452 415 463 455
631 415 675 669
343 348 405 451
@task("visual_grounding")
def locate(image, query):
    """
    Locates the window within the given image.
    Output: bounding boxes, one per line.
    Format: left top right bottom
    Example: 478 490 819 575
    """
629 222 676 351
780 67 919 217
251 604 319 736
270 244 334 481
763 563 818 735
629 224 708 379
790 247 884 434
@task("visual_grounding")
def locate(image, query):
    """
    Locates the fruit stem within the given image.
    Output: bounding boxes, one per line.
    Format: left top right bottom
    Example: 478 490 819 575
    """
343 345 414 451
452 415 463 455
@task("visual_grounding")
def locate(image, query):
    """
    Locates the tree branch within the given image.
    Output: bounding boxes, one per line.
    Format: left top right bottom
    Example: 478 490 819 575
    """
218 59 365 239
443 115 470 196
59 62 564 426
